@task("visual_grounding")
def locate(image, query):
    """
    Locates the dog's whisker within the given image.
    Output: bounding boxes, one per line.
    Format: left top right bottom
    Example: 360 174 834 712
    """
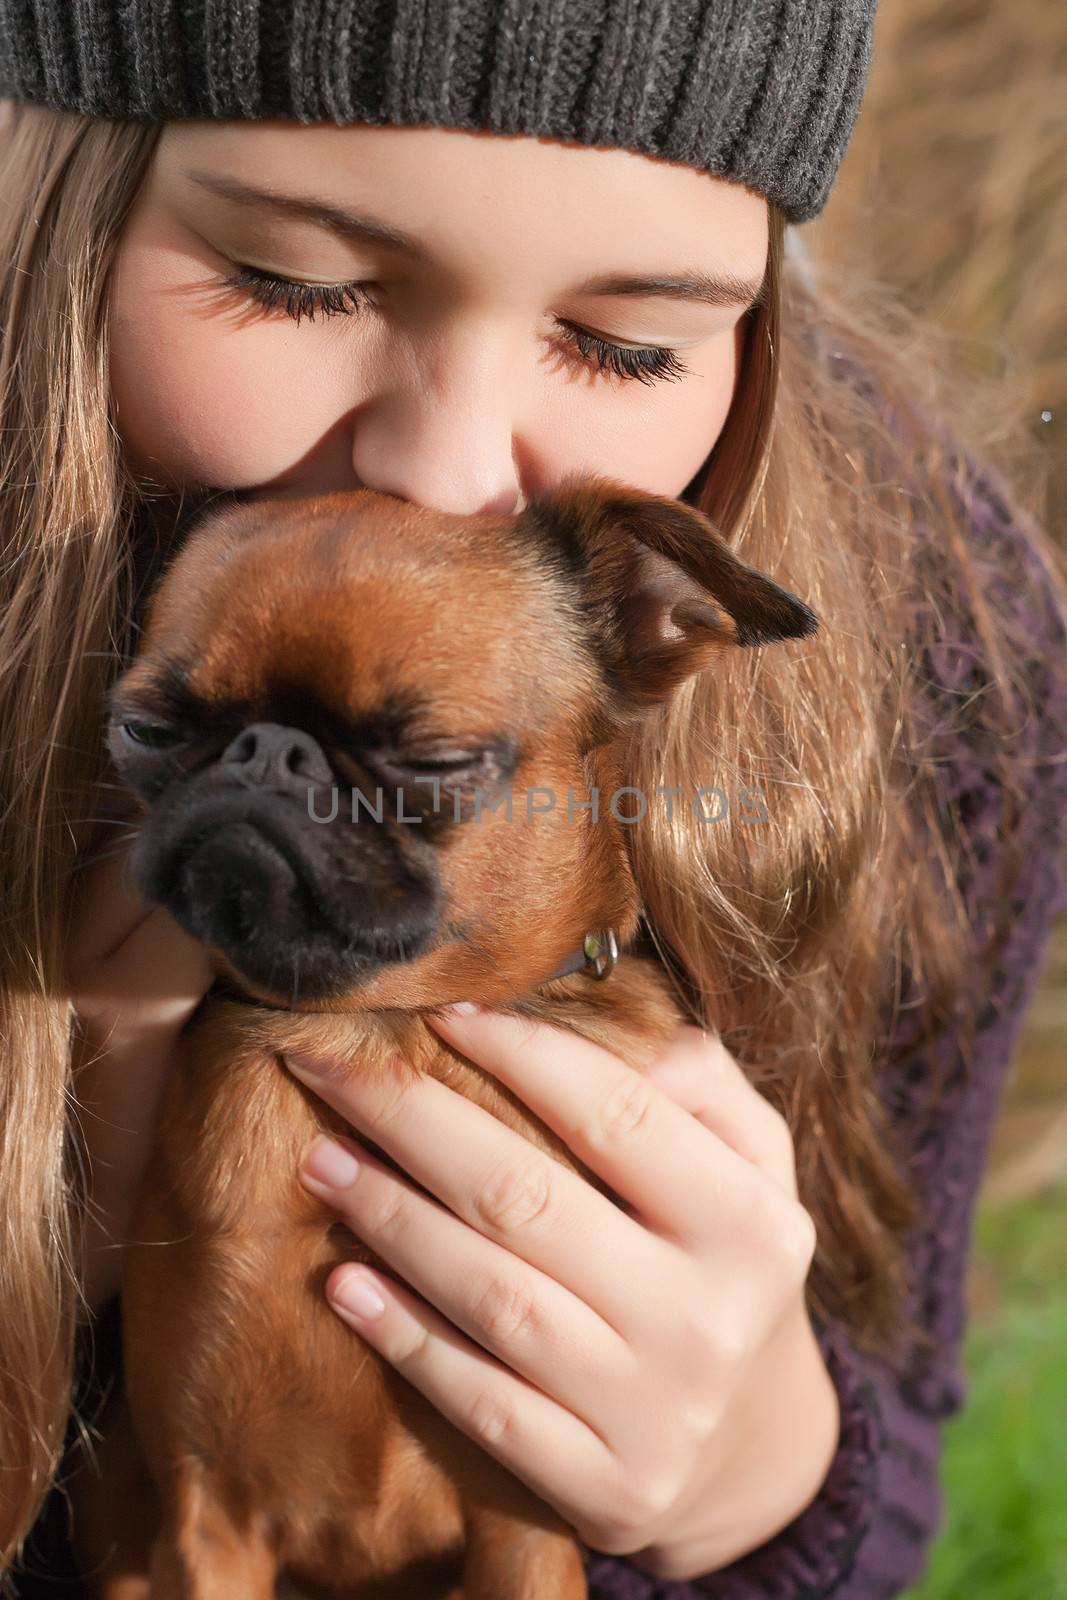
73 838 140 869
124 1230 199 1249
448 923 516 994
69 819 140 834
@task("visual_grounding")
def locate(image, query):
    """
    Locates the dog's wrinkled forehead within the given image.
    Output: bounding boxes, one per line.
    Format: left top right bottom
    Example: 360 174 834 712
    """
132 489 596 733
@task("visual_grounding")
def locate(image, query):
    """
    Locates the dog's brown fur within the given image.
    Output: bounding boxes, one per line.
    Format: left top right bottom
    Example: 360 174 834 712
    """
79 478 817 1598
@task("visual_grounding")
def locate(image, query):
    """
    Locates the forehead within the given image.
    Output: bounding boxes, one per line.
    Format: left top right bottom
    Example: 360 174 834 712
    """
152 120 769 287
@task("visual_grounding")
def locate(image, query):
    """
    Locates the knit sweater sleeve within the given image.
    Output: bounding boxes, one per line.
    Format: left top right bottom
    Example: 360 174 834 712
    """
580 458 1067 1600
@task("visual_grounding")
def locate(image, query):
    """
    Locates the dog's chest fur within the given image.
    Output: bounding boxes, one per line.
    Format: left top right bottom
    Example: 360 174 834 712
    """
121 958 685 1592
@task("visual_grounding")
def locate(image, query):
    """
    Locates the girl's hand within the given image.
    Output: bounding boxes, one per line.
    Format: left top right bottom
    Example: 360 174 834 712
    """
285 1010 840 1581
66 821 217 1315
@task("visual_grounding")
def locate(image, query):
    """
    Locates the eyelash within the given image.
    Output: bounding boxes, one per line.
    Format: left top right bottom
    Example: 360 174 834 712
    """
218 263 691 387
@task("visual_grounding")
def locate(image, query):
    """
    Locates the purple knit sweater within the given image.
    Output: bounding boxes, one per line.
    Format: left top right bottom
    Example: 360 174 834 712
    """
580 459 1067 1599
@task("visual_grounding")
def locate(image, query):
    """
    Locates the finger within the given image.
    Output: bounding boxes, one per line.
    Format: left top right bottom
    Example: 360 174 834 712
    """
299 1133 632 1420
642 1027 799 1195
284 1054 671 1336
420 1006 762 1247
319 1256 619 1540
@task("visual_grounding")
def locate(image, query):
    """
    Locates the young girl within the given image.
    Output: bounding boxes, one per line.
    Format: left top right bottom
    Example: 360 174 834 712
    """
1 4 1065 1596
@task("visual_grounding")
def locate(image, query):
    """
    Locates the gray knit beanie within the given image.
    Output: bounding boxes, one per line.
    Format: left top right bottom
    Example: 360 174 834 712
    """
0 1 877 224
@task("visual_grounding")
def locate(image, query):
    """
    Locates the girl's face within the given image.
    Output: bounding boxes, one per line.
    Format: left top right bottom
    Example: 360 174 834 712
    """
108 122 769 517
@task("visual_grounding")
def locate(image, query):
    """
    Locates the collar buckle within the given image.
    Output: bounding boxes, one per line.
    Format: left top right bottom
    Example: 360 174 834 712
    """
581 928 620 980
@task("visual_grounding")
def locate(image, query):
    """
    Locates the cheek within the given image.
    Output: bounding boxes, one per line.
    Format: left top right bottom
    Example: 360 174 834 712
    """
107 242 349 491
557 327 740 499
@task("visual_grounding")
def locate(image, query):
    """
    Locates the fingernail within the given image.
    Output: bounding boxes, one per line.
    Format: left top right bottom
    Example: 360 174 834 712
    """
332 1270 386 1321
301 1135 361 1190
447 1001 480 1017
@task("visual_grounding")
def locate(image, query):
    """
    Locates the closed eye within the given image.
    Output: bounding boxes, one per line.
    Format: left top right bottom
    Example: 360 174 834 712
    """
217 263 692 387
389 750 484 773
119 719 185 749
369 739 520 788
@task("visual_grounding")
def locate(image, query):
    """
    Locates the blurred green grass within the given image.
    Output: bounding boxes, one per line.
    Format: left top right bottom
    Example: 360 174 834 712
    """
905 1182 1067 1600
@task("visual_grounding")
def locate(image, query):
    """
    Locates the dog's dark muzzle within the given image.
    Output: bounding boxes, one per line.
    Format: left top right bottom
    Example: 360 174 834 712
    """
130 722 442 998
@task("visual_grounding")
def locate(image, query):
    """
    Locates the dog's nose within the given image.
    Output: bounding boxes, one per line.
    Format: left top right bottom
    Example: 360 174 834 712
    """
219 722 334 791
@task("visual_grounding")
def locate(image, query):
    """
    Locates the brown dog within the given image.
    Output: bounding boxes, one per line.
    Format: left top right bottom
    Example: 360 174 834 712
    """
96 477 816 1599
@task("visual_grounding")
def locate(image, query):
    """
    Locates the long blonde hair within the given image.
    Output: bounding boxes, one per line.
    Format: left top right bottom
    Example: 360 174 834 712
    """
1 102 1064 1570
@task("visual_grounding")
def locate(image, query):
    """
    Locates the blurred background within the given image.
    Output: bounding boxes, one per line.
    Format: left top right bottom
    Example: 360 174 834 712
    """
805 3 1067 1595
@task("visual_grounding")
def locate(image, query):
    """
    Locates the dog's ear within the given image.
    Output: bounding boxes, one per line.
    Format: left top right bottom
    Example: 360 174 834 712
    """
523 475 819 706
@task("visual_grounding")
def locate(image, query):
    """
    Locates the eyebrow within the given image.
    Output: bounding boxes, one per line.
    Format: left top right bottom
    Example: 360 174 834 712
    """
183 169 768 312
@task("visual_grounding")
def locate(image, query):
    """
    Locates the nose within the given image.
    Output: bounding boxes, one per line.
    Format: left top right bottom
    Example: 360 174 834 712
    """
349 376 525 516
476 485 521 515
352 460 521 517
219 723 334 791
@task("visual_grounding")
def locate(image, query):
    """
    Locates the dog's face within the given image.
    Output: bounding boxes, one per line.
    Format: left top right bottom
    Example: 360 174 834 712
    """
106 478 817 1011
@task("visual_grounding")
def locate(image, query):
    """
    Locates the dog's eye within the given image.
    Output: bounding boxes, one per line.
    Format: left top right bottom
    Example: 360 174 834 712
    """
120 719 183 750
372 745 511 786
374 750 487 785
393 750 483 774
367 736 520 792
